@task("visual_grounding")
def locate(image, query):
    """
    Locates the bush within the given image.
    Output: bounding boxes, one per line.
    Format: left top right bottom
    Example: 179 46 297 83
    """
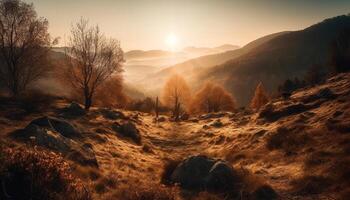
111 184 176 200
266 126 310 153
189 82 235 114
19 90 58 113
0 147 91 200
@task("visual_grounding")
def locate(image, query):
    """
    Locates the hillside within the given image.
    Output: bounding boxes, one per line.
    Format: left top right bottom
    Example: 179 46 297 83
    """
200 15 350 106
1 68 349 199
140 32 288 94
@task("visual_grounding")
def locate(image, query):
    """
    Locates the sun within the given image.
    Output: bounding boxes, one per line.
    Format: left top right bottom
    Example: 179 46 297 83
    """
165 33 178 49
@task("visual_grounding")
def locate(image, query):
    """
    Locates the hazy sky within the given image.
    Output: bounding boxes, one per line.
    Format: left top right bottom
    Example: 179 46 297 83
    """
24 0 350 51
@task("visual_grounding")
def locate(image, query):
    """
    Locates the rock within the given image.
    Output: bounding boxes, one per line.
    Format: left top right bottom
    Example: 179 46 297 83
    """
200 112 226 120
158 116 166 122
13 124 98 167
63 102 86 117
259 103 308 121
29 116 81 138
100 109 125 120
211 119 224 128
153 116 166 123
190 118 199 123
170 155 239 192
113 121 141 144
180 113 189 121
252 185 278 200
302 87 336 103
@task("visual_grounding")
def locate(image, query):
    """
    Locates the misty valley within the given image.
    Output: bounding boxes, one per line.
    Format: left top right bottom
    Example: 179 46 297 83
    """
0 0 350 200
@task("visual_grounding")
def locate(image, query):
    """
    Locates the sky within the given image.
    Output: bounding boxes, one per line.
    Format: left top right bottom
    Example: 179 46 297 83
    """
24 0 350 51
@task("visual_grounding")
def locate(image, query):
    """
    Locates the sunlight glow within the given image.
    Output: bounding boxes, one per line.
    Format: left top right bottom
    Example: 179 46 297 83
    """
165 33 178 50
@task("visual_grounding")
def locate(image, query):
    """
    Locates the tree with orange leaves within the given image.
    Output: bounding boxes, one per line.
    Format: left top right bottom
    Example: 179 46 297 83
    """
189 82 235 114
162 74 191 120
250 82 269 111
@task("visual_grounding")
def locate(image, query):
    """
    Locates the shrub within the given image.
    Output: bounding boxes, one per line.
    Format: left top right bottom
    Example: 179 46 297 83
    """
266 126 310 153
19 89 58 113
111 184 176 200
0 147 91 200
250 82 269 111
189 82 235 114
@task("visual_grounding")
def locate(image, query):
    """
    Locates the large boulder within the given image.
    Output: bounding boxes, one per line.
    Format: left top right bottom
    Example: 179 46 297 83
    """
170 155 239 192
100 108 125 120
12 124 98 167
29 116 81 138
112 121 141 144
62 102 86 117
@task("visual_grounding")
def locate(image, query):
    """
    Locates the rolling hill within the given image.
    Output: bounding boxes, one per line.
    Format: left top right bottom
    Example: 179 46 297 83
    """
199 15 350 106
140 31 289 95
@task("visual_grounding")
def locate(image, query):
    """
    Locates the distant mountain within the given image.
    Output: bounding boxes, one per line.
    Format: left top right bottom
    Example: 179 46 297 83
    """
124 50 176 60
140 33 287 94
123 44 240 85
183 44 240 57
200 15 350 106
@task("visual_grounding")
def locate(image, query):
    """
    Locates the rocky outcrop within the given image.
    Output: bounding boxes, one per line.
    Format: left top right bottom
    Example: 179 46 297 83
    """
112 121 141 144
170 155 239 192
12 124 98 167
29 116 81 138
62 102 86 117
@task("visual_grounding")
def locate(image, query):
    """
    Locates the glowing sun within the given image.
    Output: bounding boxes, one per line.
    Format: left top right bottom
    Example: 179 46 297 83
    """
165 33 178 49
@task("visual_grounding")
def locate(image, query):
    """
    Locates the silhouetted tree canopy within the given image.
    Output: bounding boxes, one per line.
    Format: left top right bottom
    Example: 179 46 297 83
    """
64 18 124 110
0 0 56 96
330 28 350 73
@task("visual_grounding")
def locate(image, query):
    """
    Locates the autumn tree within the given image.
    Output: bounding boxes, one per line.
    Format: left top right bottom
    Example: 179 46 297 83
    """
65 18 124 110
0 0 56 96
162 74 191 120
250 82 269 111
189 82 235 114
94 75 128 108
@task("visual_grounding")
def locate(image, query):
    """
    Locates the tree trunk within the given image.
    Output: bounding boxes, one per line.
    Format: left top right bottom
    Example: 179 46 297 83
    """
84 97 92 110
155 96 159 119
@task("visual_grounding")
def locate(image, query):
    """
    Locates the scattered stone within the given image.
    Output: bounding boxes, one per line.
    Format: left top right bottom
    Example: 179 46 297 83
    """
29 116 81 138
100 108 125 120
190 118 199 123
158 116 166 122
180 113 189 121
12 124 98 167
170 155 239 192
259 103 308 121
302 87 336 103
113 121 141 144
200 112 226 120
63 102 86 117
252 185 278 200
211 119 224 128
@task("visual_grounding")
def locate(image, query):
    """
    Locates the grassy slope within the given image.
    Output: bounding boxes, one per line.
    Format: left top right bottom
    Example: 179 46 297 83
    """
1 73 350 199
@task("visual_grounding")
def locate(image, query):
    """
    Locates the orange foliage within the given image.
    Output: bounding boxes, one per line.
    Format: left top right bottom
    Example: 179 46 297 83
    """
94 75 129 108
250 82 269 111
189 82 235 114
162 74 191 119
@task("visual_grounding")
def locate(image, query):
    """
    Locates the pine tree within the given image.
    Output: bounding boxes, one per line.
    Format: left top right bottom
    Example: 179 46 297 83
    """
250 82 269 111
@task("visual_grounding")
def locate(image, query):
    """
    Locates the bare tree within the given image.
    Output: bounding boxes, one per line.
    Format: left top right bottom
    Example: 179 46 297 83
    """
0 0 55 96
162 74 191 121
250 82 269 111
189 82 235 114
65 18 124 110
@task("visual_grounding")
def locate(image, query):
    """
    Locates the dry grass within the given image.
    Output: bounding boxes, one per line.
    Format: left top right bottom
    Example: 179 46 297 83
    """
0 146 91 200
